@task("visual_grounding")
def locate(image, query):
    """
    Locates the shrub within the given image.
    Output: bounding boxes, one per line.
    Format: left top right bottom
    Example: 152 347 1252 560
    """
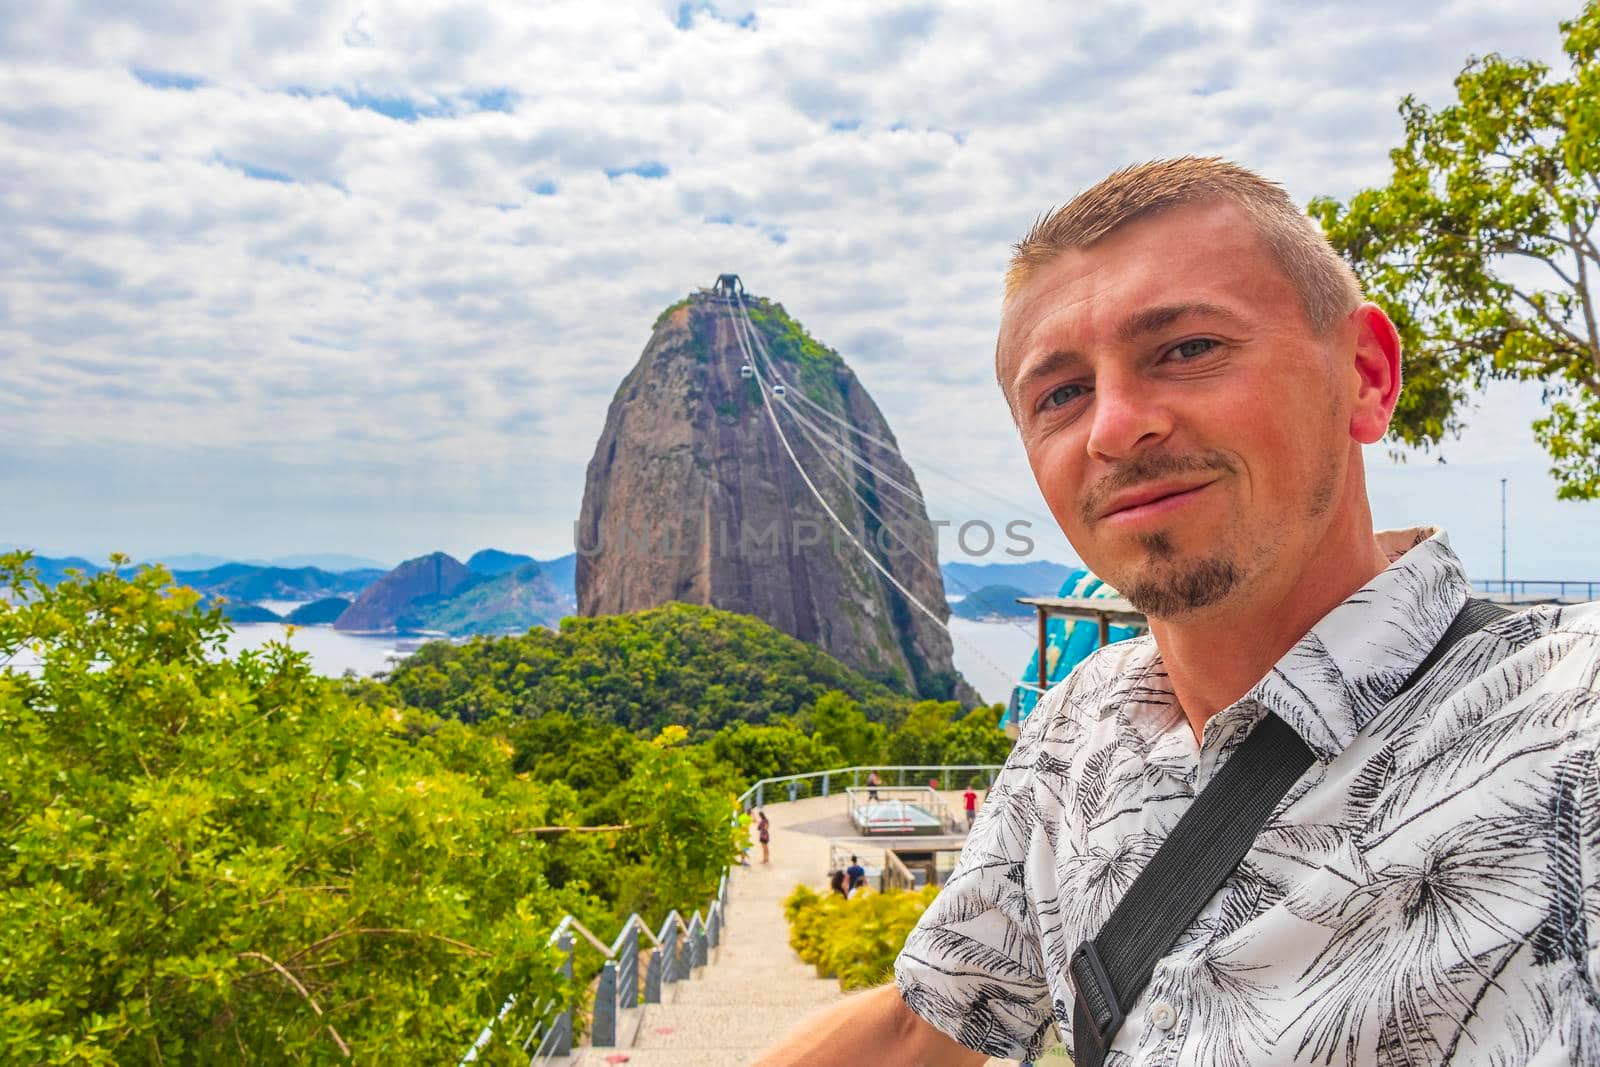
782 882 940 991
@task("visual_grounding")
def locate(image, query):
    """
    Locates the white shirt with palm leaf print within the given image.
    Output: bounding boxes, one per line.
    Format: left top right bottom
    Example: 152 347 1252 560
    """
895 526 1600 1066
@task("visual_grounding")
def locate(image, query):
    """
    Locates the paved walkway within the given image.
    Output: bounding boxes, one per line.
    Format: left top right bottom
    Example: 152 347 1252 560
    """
559 792 1023 1067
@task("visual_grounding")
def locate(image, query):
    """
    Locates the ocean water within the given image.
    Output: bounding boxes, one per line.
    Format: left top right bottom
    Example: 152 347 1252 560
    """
947 617 1036 706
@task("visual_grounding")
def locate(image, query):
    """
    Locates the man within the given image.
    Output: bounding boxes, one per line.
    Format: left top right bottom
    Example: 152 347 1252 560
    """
754 157 1600 1066
962 785 979 831
845 854 866 894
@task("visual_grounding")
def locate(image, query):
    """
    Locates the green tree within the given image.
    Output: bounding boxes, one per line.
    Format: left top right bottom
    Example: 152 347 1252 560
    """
1310 2 1600 497
0 551 596 1064
706 720 843 783
806 691 887 767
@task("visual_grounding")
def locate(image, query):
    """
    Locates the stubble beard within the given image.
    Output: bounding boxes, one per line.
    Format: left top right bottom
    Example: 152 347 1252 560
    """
1119 529 1242 618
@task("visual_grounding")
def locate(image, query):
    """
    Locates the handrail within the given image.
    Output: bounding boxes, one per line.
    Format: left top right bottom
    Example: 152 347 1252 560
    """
737 764 1005 811
461 871 731 1064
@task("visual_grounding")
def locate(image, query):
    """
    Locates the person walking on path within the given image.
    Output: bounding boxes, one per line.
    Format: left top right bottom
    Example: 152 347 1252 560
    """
757 809 771 864
865 770 880 802
753 156 1600 1067
829 869 847 898
962 786 979 831
845 855 866 895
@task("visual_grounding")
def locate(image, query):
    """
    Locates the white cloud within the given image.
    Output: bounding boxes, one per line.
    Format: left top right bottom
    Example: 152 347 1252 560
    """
2 0 1595 576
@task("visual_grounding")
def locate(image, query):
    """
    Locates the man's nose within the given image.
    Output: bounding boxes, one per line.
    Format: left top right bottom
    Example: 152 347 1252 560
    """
1085 373 1172 461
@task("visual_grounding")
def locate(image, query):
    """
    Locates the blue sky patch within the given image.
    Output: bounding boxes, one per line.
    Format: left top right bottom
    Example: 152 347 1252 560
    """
531 179 558 196
605 161 669 180
830 118 861 132
675 3 756 30
217 155 294 184
133 68 204 91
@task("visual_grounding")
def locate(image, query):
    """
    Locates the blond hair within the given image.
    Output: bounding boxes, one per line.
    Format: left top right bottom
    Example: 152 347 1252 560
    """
1005 157 1362 335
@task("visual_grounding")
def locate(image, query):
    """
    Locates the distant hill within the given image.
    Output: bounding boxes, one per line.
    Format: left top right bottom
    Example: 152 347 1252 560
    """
949 584 1034 620
251 553 392 572
941 560 1078 600
286 597 352 624
335 552 473 632
385 600 913 732
212 599 282 623
466 549 536 576
535 553 577 596
409 561 574 635
165 563 382 602
15 555 104 586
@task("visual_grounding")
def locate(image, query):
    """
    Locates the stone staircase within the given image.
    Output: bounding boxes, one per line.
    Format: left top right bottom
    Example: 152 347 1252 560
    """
555 793 1023 1067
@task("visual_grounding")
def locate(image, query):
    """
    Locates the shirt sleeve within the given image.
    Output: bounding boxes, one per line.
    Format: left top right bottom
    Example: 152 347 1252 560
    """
893 689 1070 1060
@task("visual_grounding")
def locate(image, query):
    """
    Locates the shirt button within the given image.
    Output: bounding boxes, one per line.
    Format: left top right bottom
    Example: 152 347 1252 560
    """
1148 1000 1177 1031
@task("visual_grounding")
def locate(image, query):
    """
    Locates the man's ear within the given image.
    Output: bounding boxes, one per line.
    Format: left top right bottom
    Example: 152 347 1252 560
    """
1347 303 1401 445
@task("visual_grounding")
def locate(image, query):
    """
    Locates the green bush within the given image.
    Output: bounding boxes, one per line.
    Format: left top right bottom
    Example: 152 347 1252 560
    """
783 882 940 991
0 553 739 1064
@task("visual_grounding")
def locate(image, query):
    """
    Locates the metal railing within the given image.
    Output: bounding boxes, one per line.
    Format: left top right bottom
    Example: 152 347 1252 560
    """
736 764 1005 811
844 786 962 835
460 872 730 1064
1473 578 1599 603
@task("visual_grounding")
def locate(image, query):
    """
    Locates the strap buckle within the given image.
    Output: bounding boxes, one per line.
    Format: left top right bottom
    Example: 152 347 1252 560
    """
1070 939 1124 1054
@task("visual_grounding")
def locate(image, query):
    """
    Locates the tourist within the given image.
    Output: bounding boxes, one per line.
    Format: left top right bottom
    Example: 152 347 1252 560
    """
752 157 1600 1066
961 785 978 831
829 869 847 898
865 769 879 802
844 854 865 895
757 809 770 864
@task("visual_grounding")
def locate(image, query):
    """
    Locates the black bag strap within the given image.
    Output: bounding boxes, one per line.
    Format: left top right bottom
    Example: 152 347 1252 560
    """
1069 596 1509 1066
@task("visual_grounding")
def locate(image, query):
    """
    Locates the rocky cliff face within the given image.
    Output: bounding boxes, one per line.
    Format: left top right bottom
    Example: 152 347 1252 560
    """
576 290 978 704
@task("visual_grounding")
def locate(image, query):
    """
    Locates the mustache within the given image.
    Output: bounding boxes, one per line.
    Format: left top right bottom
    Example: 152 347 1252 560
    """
1079 450 1238 524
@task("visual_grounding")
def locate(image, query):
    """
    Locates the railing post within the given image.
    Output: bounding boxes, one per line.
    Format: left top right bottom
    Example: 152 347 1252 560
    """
644 946 663 1003
673 921 692 981
592 960 618 1046
821 771 830 797
551 928 574 1056
788 780 798 802
688 913 707 969
620 922 639 1008
708 902 721 948
755 782 764 808
662 921 679 985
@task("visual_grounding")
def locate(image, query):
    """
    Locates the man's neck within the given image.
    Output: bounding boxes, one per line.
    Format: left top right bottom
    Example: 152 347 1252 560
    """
1148 524 1392 747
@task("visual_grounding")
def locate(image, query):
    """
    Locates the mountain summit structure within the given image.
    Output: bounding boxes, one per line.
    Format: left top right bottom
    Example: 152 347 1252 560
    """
576 283 978 704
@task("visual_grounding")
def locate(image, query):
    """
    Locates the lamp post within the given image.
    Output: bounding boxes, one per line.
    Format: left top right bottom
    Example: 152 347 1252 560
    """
1500 477 1508 595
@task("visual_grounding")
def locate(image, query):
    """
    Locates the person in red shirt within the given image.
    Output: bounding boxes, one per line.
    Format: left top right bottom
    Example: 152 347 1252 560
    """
962 787 978 831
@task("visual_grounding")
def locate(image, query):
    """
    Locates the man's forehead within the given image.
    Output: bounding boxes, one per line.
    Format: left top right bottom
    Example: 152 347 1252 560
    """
996 203 1278 385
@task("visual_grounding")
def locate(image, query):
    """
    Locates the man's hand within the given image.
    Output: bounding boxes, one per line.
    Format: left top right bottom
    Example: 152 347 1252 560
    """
751 982 989 1067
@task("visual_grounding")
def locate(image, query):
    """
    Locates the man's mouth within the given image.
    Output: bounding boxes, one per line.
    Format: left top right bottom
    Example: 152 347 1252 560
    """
1098 479 1218 523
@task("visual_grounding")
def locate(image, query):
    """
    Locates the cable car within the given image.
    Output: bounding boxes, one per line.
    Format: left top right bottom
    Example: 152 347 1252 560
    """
772 384 787 398
740 364 754 379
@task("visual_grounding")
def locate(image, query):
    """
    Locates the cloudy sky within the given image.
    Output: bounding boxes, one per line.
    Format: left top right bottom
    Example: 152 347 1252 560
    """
4 0 1596 585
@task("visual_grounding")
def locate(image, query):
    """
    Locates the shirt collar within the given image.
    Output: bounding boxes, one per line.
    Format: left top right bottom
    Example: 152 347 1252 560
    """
1246 526 1472 763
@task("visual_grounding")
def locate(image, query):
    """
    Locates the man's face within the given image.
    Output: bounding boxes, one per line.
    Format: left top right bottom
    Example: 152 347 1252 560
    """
997 200 1357 619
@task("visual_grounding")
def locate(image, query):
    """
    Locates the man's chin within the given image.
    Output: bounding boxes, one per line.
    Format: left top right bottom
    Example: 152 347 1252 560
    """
1116 556 1241 619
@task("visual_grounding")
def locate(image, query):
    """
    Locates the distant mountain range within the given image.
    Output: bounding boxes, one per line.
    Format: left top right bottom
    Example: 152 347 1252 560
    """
4 547 578 636
940 560 1079 601
949 584 1036 620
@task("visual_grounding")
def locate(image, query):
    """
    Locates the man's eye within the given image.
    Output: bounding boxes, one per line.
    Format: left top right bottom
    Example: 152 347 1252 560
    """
1170 338 1218 360
1042 383 1086 409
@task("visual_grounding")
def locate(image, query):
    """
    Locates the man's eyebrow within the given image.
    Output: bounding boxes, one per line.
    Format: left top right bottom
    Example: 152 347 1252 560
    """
1009 347 1084 413
1116 301 1247 343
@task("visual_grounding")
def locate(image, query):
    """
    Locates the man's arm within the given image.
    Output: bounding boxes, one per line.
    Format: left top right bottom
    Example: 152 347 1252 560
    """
751 983 987 1067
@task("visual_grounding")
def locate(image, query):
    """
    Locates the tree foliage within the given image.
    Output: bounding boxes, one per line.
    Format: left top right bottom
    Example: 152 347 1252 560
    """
380 601 906 735
0 553 740 1064
1310 2 1600 497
